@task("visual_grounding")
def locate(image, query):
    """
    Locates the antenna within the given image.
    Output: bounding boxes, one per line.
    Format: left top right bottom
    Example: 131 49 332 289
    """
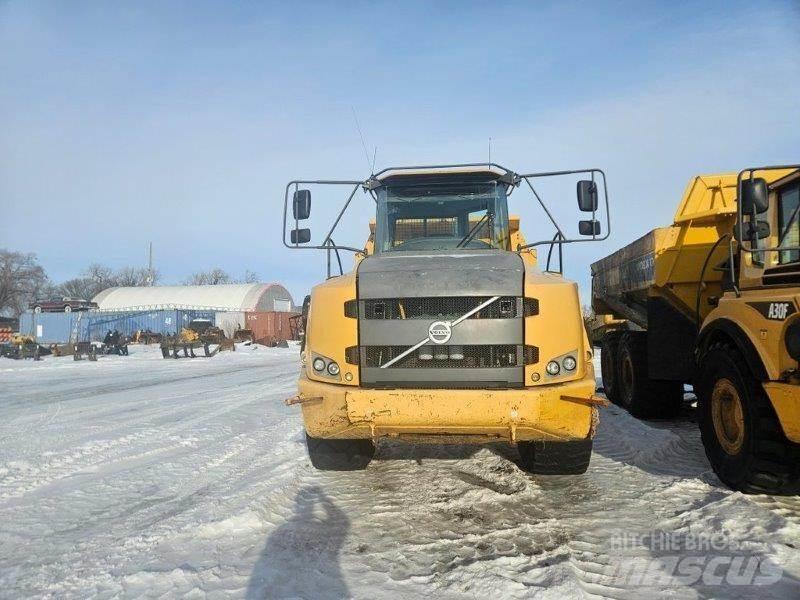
372 146 378 174
147 242 154 286
488 137 492 165
351 106 373 174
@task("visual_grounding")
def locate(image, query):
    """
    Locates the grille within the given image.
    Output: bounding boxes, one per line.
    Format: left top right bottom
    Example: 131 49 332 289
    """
345 345 360 365
363 297 519 320
364 344 520 369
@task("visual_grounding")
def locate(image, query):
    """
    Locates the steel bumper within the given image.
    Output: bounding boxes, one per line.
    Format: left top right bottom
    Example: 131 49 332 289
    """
294 372 600 443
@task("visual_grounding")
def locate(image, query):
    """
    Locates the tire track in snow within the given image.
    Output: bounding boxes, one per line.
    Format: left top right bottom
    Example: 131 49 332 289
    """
3 347 800 598
0 359 298 502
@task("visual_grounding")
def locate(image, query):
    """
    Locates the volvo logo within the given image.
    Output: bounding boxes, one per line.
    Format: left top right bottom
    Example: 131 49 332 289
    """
428 320 452 344
379 296 500 369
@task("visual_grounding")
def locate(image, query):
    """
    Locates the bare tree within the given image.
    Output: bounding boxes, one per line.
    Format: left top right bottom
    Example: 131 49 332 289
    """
83 263 116 288
184 268 232 285
58 277 98 301
240 269 259 284
55 264 160 300
0 249 50 317
115 266 160 287
184 269 260 285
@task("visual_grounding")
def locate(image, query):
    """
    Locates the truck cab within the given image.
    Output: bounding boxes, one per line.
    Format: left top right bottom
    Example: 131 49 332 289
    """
284 164 610 472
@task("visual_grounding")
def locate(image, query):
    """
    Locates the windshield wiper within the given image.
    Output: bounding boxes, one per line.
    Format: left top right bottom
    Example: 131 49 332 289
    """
456 214 489 248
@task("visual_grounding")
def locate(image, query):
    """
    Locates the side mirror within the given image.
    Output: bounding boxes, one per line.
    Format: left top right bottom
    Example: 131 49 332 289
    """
740 178 769 215
291 228 311 244
735 220 771 242
579 220 601 236
293 189 311 220
577 180 598 212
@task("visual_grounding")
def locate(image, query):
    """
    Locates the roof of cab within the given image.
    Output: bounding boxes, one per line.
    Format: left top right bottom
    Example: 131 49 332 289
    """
366 163 517 188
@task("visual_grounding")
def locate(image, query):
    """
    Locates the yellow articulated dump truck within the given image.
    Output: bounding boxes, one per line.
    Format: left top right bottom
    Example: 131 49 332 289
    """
283 163 610 472
592 165 800 494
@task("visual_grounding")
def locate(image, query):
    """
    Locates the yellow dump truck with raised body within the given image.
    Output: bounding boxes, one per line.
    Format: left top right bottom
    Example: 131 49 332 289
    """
592 165 800 494
283 164 610 472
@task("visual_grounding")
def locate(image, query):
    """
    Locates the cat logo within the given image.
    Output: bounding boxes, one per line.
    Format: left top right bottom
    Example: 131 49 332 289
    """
747 301 797 321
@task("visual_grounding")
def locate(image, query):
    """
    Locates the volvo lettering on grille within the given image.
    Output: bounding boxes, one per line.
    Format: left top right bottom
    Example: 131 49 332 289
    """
428 321 452 344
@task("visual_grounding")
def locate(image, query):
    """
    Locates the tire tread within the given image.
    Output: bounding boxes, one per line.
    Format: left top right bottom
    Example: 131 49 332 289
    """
698 342 800 495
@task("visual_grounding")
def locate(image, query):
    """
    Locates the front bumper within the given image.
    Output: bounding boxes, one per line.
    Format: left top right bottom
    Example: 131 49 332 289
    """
295 371 599 443
764 381 800 443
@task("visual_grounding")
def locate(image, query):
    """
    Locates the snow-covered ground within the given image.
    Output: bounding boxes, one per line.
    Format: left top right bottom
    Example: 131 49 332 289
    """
1 345 799 599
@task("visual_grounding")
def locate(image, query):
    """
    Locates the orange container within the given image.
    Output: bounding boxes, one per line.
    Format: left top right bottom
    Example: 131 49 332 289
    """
244 311 299 345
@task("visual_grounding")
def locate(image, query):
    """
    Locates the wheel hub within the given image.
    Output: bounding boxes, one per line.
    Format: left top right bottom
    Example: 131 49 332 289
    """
711 378 745 455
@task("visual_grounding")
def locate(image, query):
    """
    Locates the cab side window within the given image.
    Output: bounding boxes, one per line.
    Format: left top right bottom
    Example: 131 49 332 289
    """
778 182 800 264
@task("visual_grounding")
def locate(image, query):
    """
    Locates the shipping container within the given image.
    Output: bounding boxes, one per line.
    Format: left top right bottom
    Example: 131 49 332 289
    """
18 309 218 344
19 311 89 344
245 311 299 344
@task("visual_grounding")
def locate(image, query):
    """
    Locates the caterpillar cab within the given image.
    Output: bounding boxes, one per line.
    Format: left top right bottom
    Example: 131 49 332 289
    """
592 164 800 494
283 163 611 472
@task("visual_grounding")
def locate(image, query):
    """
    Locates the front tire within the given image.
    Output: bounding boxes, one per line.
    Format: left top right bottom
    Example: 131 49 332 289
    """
305 434 375 471
697 343 800 495
517 439 592 474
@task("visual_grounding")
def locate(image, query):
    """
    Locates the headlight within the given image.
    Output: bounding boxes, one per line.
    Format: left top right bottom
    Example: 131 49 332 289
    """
562 356 577 371
546 361 560 376
787 321 800 361
327 361 340 376
312 357 326 372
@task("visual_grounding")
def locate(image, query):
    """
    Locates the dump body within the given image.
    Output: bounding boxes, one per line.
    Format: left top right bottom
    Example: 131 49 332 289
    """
592 173 744 332
593 170 798 332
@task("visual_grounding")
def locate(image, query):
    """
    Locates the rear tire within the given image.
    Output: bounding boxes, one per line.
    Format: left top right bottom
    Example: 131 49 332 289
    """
601 331 622 404
305 434 375 471
517 439 592 474
617 332 683 419
697 342 800 495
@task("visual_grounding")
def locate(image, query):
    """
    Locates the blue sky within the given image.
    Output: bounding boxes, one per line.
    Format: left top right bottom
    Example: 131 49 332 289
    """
1 0 799 304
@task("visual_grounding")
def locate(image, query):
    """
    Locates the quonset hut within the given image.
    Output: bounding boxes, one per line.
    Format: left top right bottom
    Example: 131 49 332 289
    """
93 283 294 313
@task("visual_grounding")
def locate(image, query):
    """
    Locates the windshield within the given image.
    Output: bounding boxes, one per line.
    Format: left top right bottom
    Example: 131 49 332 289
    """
374 179 510 252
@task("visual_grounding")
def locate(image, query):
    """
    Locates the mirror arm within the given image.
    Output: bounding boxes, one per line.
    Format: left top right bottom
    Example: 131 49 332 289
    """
522 177 565 240
545 232 565 273
729 237 741 297
516 168 611 251
321 184 360 248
